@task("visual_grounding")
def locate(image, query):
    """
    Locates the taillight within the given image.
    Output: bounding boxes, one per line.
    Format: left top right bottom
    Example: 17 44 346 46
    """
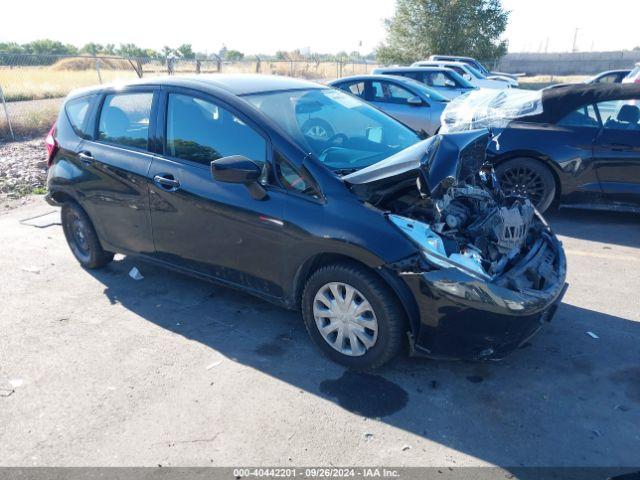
45 122 58 167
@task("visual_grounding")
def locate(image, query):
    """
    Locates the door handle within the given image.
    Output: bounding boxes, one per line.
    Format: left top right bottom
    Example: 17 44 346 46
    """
77 151 94 165
153 174 181 191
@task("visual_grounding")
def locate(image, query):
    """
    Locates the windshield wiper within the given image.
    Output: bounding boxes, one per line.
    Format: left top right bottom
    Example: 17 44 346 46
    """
333 167 359 176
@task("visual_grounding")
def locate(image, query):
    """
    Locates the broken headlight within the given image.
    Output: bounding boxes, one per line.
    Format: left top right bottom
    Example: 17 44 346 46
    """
388 214 491 281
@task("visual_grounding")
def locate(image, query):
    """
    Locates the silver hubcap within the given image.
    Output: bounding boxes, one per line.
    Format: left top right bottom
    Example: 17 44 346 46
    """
313 282 378 357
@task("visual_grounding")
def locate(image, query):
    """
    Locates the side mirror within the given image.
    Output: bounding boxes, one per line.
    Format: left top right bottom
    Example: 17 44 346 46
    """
463 73 473 81
211 155 267 200
444 79 456 88
407 96 423 106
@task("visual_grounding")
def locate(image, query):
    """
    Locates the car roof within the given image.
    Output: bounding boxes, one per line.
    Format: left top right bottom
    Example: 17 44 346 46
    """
373 66 453 73
68 74 325 98
415 60 470 68
431 55 476 62
522 83 640 123
331 74 425 84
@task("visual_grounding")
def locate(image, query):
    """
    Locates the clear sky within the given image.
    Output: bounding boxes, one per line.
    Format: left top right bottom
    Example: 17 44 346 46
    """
1 0 638 54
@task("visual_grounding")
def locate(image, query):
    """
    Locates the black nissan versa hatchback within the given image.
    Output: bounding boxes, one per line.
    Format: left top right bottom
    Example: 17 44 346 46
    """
46 74 567 369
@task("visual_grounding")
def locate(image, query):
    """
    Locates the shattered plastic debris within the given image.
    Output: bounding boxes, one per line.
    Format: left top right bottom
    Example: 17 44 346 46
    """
402 445 412 451
439 88 543 133
21 266 40 274
206 360 223 370
9 379 24 388
586 331 599 339
128 267 144 280
364 433 374 440
0 389 14 397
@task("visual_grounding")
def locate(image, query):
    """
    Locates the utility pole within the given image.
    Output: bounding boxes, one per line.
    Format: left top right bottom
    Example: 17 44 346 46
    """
572 28 579 52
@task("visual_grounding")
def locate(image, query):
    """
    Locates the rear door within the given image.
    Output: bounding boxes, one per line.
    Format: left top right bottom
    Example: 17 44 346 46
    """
147 88 290 299
366 80 429 132
76 88 157 254
593 99 640 206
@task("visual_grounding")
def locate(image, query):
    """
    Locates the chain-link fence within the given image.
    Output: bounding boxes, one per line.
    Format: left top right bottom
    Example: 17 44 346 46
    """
0 53 379 140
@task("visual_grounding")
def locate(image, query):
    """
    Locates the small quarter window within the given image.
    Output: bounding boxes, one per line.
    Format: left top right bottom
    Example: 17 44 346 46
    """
274 152 320 199
65 96 93 138
98 92 153 149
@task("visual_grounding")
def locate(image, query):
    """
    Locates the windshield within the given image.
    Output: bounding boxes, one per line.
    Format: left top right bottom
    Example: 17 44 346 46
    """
445 70 475 88
465 65 485 79
404 81 449 102
244 88 420 173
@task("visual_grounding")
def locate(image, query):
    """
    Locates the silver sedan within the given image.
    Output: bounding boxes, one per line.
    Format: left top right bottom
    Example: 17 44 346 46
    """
329 74 449 136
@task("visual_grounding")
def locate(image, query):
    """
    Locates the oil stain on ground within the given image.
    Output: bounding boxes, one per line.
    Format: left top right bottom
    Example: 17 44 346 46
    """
254 342 286 357
319 370 408 418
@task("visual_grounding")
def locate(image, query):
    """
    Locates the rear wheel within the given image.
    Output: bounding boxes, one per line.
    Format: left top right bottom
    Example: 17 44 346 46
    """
302 263 406 370
61 202 113 269
496 158 556 213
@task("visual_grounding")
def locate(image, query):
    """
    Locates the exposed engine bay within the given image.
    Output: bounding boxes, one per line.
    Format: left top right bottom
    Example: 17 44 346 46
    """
343 130 554 283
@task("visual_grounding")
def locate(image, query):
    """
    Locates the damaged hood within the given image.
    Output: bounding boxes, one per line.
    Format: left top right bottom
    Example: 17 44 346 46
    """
343 129 492 198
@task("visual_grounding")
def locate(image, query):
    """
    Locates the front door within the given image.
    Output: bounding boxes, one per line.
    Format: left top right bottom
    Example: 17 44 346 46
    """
367 80 429 133
148 90 288 299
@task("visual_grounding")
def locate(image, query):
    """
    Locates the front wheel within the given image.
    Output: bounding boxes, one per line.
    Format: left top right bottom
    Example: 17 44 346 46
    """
496 158 556 213
302 263 406 370
61 202 114 269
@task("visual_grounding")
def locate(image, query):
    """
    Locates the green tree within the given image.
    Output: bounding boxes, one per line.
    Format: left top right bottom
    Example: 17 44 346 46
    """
116 43 146 58
226 49 244 61
162 46 175 58
0 42 24 54
80 42 104 55
176 43 195 59
377 0 509 65
23 39 77 55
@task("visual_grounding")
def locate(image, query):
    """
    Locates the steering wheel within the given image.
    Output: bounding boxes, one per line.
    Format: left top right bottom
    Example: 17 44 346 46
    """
326 133 348 146
317 133 348 158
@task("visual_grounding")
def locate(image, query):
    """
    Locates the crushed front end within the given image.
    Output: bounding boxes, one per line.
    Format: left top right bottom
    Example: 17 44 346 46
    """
344 130 568 360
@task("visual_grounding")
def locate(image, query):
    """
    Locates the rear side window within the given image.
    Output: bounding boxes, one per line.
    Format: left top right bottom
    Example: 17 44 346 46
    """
166 93 266 166
340 81 365 97
557 105 599 128
98 92 153 149
65 96 93 139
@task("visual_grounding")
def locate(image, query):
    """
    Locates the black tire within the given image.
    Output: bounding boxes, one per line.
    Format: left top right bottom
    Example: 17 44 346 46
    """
301 262 407 370
496 158 556 213
61 202 114 269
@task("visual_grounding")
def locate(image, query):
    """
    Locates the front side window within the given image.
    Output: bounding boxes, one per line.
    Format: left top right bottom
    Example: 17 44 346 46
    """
98 92 153 149
597 100 640 130
244 88 419 172
166 93 266 165
557 104 600 128
370 81 413 104
65 95 94 139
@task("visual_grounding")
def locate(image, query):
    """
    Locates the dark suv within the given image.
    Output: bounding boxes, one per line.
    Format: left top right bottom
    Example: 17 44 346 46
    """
46 75 567 369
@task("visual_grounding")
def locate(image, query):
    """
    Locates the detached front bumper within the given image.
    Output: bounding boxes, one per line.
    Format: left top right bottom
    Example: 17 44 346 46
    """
401 233 568 360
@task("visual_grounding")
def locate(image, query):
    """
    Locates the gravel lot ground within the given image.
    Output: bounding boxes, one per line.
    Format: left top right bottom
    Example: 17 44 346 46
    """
0 138 48 205
0 198 639 470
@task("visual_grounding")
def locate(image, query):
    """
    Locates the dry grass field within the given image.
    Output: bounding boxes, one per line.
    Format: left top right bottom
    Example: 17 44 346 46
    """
518 74 590 90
